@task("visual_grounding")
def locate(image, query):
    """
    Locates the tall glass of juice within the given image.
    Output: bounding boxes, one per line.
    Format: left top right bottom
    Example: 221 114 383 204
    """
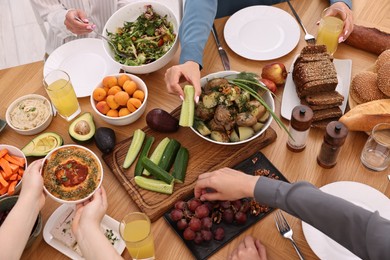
316 7 347 55
43 70 81 121
119 212 155 260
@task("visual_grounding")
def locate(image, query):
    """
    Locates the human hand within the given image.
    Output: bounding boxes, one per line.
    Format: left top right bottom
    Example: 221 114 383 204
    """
72 187 108 237
229 235 267 260
194 168 259 202
165 61 201 103
64 9 96 35
19 159 45 210
327 2 354 42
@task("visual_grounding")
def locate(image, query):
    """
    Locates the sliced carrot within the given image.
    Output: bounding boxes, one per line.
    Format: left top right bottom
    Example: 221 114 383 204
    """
0 185 8 195
9 174 18 181
0 173 9 188
0 149 8 159
7 180 17 195
0 169 5 178
0 158 12 177
17 175 22 181
18 168 25 176
9 163 19 175
4 154 25 168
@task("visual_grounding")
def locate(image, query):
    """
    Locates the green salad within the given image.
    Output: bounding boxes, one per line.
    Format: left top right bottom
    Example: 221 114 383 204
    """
107 5 176 66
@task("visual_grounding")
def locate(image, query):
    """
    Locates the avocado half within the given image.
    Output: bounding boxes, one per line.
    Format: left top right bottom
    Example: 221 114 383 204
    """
69 112 96 143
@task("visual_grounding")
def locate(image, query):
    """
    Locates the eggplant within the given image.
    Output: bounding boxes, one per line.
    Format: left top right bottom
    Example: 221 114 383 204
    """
146 108 179 133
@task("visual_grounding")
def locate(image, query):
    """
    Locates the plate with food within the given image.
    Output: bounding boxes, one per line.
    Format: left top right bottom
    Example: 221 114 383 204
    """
224 6 300 60
302 181 390 260
43 204 126 259
281 50 352 122
164 151 289 260
43 38 121 97
41 144 103 204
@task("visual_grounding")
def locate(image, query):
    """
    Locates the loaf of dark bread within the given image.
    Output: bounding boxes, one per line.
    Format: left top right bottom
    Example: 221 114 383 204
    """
344 25 390 55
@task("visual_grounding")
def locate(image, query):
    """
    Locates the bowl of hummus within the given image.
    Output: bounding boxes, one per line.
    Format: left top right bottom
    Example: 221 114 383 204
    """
41 145 103 204
6 94 53 135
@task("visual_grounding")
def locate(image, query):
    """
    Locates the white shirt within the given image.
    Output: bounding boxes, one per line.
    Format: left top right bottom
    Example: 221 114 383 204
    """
30 0 131 54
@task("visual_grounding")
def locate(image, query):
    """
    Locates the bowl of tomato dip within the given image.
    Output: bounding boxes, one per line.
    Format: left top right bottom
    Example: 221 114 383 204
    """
41 145 103 204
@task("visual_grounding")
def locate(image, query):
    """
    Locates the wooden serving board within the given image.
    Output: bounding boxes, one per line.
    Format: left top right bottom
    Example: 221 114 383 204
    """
103 107 277 222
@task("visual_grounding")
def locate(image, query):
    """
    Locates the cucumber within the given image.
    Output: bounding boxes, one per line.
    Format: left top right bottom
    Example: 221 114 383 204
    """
171 147 189 183
179 85 195 127
142 137 170 176
158 139 181 171
22 132 63 157
134 136 155 176
123 129 146 169
141 157 174 184
134 176 174 194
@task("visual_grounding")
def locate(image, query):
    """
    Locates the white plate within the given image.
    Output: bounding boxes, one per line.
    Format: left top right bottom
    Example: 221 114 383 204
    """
44 38 121 97
281 57 352 120
43 204 126 259
224 6 300 61
302 181 390 260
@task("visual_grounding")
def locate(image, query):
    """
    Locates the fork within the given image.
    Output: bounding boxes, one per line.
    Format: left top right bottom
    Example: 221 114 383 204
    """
285 0 316 45
274 210 305 260
74 16 130 59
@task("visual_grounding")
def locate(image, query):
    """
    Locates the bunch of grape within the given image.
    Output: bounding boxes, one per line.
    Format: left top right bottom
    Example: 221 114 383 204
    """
169 197 251 244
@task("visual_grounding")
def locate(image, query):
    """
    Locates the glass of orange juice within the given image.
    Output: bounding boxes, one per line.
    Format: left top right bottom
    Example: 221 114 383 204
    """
316 7 347 55
119 212 155 260
43 70 80 121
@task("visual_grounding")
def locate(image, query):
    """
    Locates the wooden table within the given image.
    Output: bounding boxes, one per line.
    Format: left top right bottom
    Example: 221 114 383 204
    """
0 0 388 259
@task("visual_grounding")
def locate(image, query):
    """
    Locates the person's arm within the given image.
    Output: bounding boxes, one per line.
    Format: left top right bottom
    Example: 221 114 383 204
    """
254 177 390 260
72 187 123 260
0 160 45 260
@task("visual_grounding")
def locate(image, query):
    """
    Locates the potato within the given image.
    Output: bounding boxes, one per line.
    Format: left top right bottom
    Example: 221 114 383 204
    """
146 108 179 132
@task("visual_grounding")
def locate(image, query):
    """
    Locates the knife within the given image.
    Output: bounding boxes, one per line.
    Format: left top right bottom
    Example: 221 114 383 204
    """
211 24 230 71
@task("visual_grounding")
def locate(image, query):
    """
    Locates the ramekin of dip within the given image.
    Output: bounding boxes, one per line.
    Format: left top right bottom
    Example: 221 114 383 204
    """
6 94 53 135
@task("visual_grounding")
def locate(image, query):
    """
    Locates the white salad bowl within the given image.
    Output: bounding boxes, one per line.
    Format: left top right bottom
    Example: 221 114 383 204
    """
190 71 275 146
102 2 179 74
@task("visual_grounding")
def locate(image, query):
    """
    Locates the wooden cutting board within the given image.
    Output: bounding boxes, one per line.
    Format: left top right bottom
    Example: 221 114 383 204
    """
103 107 277 222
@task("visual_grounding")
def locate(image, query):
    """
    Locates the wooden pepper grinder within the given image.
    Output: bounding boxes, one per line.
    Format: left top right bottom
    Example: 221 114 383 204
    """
317 121 349 168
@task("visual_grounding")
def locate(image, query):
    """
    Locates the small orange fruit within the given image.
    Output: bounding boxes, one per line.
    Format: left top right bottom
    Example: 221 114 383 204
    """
118 107 131 117
95 101 110 115
106 95 120 109
102 76 118 88
128 98 142 109
133 89 145 101
123 80 137 95
126 100 137 113
114 91 130 106
107 86 122 96
118 74 131 87
106 109 119 117
92 87 107 102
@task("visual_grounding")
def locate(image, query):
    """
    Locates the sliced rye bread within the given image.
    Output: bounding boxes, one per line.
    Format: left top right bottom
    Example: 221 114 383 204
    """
300 45 327 55
300 99 342 111
294 52 333 65
312 107 342 122
293 63 337 88
305 91 344 106
311 117 340 128
297 78 338 98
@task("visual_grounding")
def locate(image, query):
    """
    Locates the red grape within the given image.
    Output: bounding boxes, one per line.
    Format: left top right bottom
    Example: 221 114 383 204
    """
174 200 187 210
189 217 202 231
214 227 225 241
183 227 196 240
170 209 183 222
194 232 203 244
234 211 247 224
195 204 210 219
177 218 188 230
201 230 213 241
220 200 231 209
188 198 202 212
201 217 213 230
222 208 234 224
231 200 242 212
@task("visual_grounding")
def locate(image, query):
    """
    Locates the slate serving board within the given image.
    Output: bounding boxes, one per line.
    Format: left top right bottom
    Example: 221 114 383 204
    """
102 106 277 222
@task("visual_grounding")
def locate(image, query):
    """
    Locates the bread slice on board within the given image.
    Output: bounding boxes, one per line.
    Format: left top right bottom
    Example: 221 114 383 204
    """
339 99 390 132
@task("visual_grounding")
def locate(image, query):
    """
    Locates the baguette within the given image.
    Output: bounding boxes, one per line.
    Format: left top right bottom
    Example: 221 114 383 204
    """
339 99 390 132
344 25 390 55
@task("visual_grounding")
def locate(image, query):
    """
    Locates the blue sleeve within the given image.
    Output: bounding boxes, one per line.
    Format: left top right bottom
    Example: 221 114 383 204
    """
331 0 352 9
178 0 217 68
254 177 390 260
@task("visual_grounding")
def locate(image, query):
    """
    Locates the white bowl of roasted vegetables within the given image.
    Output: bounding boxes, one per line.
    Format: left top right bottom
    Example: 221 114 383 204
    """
102 2 179 74
191 71 278 145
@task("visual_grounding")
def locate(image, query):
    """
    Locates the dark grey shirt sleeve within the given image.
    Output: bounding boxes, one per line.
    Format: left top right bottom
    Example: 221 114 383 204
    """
254 177 390 260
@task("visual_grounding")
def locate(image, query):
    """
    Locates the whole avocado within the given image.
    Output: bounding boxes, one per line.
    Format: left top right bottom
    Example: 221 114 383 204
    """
94 127 116 154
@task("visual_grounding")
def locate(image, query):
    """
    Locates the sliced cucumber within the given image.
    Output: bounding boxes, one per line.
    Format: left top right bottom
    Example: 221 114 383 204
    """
134 136 155 176
171 147 189 183
123 129 146 169
158 139 181 171
142 157 174 184
179 85 195 127
134 176 174 194
22 132 63 156
142 137 170 176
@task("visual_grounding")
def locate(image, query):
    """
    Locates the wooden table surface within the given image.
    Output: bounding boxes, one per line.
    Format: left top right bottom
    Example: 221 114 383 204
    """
1 0 389 259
